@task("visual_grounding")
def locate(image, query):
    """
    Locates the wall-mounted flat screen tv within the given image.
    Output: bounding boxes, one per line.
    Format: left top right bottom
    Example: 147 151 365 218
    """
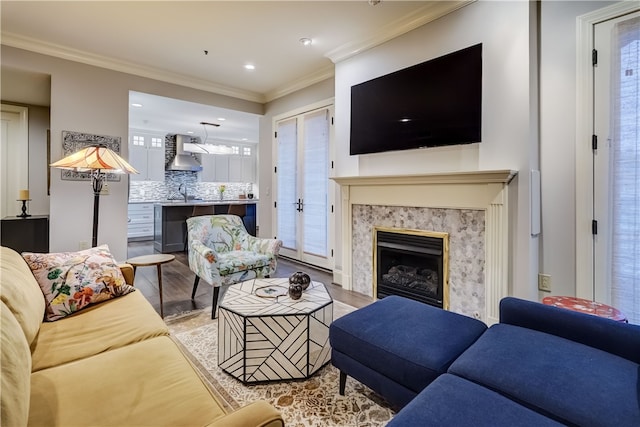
350 43 482 155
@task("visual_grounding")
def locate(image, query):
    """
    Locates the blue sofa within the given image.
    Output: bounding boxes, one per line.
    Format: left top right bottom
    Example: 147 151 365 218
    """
334 296 640 426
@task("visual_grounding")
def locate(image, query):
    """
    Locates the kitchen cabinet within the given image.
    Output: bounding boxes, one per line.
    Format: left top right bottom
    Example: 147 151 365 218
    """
241 155 255 182
228 156 242 182
215 155 230 181
199 144 256 183
127 203 154 241
199 155 215 181
199 154 230 182
129 131 165 182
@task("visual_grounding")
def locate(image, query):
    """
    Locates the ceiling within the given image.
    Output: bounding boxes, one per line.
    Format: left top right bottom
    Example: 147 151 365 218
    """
1 0 468 141
129 91 261 144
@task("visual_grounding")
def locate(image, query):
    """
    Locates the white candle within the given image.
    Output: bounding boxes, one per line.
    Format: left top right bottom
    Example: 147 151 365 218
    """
19 189 29 200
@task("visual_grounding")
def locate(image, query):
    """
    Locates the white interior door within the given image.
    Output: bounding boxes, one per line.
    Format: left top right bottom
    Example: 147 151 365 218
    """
275 106 332 269
593 12 640 323
1 104 29 219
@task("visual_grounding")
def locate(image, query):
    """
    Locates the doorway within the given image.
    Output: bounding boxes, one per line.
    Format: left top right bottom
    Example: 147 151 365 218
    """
1 104 29 219
580 6 640 324
593 12 640 323
273 102 334 270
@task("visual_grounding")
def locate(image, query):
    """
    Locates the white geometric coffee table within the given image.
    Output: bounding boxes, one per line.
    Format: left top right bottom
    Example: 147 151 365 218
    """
218 277 333 383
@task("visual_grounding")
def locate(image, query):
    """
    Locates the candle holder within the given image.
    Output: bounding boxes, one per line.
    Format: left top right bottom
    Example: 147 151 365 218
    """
17 199 31 218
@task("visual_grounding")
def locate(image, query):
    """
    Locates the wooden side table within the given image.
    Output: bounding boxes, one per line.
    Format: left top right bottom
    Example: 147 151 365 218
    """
542 296 627 323
126 254 175 318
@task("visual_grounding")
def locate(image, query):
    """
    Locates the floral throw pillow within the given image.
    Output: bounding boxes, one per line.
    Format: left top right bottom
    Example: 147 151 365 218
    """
22 245 135 321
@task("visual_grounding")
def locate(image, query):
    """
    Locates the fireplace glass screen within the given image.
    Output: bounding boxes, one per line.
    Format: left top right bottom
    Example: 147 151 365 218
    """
375 229 447 308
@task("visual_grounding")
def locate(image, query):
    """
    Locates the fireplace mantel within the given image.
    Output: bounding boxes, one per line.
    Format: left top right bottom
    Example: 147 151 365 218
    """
332 170 516 187
332 169 517 324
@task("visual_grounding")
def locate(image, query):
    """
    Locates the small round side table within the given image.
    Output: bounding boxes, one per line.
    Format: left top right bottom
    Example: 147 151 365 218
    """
542 296 627 323
126 254 175 318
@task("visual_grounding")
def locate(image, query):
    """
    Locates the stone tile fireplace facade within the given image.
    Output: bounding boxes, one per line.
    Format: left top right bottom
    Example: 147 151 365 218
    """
333 170 516 324
359 208 483 317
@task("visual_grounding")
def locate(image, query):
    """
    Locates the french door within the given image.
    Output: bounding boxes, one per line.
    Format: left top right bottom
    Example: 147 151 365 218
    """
593 11 640 323
274 105 333 269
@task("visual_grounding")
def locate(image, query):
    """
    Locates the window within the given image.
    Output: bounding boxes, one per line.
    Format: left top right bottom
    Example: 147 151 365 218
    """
132 135 145 146
609 16 640 323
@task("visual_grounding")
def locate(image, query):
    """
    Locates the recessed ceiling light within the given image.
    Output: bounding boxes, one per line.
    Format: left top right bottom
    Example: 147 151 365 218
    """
187 131 194 134
131 103 143 108
217 117 226 121
244 64 255 70
299 37 312 46
242 138 248 141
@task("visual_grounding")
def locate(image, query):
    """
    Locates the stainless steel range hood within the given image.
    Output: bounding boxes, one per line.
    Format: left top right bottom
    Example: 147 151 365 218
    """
166 134 202 172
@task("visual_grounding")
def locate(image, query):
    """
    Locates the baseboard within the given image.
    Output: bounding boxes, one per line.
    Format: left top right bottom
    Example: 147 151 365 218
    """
333 269 343 286
279 255 333 274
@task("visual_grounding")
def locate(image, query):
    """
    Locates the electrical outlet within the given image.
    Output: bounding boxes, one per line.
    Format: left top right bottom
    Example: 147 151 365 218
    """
78 241 90 250
100 183 110 195
538 273 551 292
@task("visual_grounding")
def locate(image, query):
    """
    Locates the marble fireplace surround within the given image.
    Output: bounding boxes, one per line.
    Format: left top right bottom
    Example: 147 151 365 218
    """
333 170 517 324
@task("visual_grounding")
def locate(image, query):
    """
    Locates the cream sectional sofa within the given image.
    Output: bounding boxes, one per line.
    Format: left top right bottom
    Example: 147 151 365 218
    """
0 246 284 427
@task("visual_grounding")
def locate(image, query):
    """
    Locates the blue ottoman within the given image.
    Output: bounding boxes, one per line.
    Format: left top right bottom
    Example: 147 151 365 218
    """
329 295 487 408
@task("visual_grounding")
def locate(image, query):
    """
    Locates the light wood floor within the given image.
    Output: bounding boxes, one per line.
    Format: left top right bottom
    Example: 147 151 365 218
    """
127 241 374 318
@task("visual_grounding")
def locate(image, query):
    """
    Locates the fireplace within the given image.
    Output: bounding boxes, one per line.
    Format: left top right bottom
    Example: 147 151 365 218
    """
374 227 449 309
334 170 515 323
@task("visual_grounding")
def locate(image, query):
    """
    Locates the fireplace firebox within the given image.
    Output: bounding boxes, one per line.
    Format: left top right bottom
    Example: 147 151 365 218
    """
374 227 449 309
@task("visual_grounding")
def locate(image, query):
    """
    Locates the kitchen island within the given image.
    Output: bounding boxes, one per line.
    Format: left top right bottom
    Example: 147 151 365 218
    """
153 200 257 253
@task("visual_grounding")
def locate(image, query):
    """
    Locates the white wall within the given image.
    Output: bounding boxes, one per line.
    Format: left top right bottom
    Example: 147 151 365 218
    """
538 1 616 297
334 0 540 299
1 45 263 261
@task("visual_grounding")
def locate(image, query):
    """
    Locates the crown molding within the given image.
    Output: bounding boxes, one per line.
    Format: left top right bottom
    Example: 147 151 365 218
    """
264 63 335 103
1 32 266 103
325 0 474 64
2 1 473 104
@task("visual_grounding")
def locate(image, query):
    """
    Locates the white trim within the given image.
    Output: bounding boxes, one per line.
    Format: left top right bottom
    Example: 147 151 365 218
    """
2 1 472 104
272 100 336 271
325 1 474 64
0 104 29 219
264 65 335 103
575 1 640 300
272 98 335 123
332 170 516 325
2 32 265 103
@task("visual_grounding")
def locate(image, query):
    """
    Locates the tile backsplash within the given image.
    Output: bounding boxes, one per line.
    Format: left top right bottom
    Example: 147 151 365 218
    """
129 173 254 202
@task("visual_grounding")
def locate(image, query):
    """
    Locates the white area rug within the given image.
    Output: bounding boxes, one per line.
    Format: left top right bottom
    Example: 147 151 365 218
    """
165 301 395 427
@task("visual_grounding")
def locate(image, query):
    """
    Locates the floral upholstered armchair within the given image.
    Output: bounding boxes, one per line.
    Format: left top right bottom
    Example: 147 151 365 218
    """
186 215 283 318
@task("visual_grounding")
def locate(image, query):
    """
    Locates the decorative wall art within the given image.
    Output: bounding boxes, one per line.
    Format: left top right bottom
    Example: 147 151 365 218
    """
60 131 122 181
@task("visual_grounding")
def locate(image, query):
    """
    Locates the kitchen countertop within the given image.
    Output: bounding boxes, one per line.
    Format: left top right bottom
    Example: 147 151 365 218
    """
153 199 258 207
